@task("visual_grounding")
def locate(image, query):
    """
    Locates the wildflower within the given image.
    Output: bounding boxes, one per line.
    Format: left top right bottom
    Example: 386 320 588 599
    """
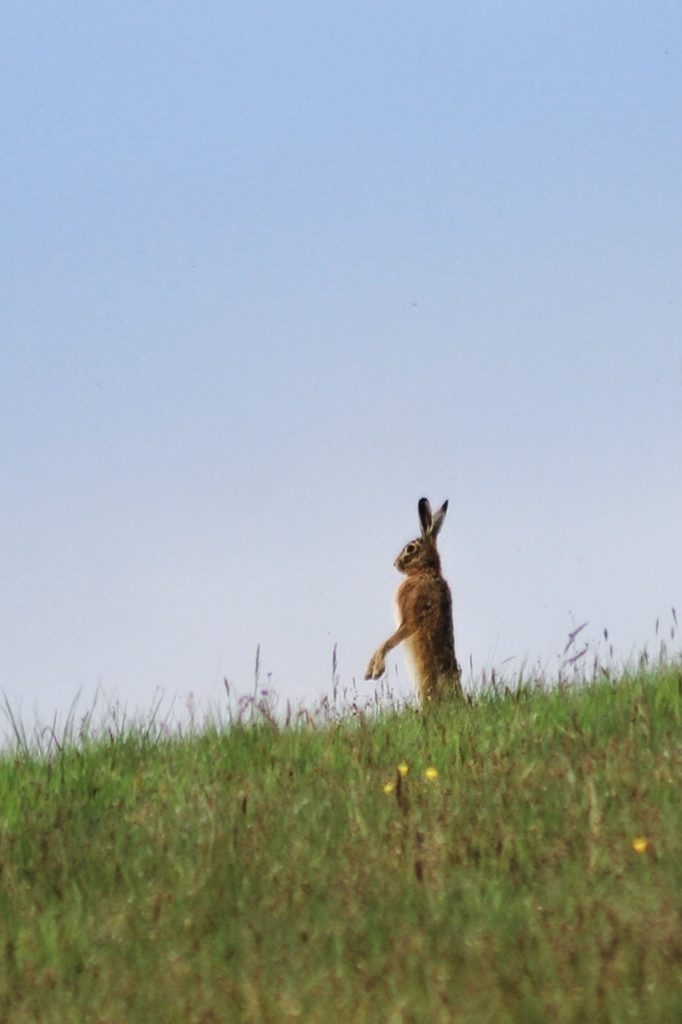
397 763 409 777
424 767 439 781
383 781 395 794
632 836 649 854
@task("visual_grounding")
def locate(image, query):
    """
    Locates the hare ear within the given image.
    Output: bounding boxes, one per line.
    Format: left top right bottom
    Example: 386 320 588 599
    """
429 500 449 539
418 497 433 537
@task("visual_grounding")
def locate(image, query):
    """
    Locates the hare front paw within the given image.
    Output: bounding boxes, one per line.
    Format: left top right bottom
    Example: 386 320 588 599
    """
365 650 386 680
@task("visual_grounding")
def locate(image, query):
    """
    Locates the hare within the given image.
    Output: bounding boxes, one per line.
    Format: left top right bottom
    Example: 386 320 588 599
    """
365 498 462 703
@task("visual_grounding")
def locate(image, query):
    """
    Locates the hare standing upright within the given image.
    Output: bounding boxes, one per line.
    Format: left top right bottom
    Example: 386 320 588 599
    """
365 498 462 703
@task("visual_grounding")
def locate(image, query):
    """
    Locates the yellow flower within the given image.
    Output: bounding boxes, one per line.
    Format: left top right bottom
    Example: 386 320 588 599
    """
397 763 409 777
632 836 649 854
383 781 395 794
424 767 439 781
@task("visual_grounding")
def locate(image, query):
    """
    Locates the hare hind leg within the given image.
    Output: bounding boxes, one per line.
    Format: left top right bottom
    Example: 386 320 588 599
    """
420 669 463 704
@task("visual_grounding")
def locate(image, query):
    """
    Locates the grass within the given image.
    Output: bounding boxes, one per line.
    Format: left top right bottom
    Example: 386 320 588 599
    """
1 666 681 1023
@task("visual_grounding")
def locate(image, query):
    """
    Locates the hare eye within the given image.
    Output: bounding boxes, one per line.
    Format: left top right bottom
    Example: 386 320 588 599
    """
405 543 417 555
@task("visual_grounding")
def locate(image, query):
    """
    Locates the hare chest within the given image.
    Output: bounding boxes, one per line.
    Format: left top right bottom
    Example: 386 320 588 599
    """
394 589 421 687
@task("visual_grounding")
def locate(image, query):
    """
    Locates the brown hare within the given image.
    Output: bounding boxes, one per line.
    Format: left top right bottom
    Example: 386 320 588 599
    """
365 498 462 703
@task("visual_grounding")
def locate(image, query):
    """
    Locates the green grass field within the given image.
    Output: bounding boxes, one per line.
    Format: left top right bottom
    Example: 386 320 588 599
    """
1 667 680 1023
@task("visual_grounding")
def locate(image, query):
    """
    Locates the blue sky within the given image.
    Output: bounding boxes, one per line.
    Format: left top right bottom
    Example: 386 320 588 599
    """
2 2 681 725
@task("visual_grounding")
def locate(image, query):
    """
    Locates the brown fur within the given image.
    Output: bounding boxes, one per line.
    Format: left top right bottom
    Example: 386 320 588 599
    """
365 498 462 703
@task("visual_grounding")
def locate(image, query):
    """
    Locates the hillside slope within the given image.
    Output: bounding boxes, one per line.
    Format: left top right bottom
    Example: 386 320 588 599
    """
1 668 681 1023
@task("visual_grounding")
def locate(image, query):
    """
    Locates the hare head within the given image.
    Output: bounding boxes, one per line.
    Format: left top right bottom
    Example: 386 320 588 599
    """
394 498 448 575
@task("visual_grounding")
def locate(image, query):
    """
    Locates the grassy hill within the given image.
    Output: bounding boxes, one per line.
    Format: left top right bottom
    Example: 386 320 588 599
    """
1 667 681 1023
